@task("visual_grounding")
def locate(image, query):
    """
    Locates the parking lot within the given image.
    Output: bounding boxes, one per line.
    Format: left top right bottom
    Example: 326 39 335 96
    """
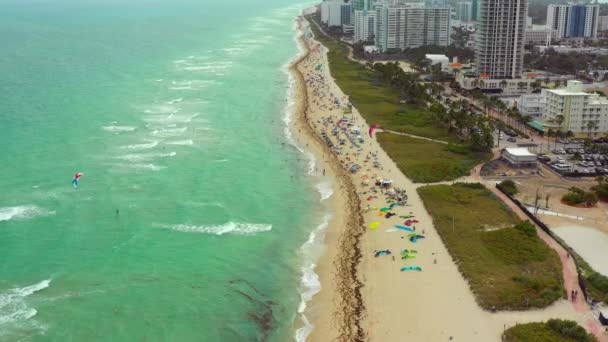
539 140 608 176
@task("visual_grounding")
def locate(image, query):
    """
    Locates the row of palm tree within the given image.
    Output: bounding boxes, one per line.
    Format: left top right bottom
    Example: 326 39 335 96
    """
371 62 494 151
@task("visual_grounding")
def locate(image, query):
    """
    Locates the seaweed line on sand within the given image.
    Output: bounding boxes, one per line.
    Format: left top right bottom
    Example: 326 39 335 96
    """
290 17 366 342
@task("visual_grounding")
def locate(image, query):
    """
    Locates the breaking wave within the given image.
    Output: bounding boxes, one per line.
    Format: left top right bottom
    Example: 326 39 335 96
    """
164 222 272 235
0 279 51 326
0 206 55 222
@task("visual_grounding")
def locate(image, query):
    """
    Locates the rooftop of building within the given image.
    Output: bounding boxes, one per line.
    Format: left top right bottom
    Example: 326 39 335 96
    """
504 148 536 157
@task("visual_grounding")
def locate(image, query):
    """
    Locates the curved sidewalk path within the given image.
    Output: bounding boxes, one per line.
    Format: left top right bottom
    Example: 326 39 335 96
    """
469 153 608 342
383 129 449 145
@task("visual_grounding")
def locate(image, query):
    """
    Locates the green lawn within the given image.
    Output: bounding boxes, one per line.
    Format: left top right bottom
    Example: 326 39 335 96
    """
417 183 564 310
376 133 489 183
503 320 597 342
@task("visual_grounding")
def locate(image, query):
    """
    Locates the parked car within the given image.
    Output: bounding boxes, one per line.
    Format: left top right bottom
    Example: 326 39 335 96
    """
507 137 516 142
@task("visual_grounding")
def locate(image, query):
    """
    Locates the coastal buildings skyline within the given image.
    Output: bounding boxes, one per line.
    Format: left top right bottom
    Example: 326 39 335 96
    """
547 3 600 39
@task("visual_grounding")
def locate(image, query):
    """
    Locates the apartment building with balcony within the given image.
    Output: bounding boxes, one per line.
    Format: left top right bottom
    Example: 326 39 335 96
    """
542 80 608 134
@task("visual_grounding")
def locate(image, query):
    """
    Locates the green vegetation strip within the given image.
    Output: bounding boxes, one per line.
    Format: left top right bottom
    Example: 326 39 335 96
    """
377 134 490 183
503 319 598 342
306 16 490 182
417 183 563 309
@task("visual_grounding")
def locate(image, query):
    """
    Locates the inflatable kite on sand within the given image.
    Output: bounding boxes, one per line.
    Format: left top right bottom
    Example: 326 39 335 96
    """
72 173 84 188
400 266 422 272
368 124 383 138
369 222 383 230
395 225 414 232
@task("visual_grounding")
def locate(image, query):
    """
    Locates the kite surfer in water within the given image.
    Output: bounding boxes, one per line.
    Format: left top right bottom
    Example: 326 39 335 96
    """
72 173 84 188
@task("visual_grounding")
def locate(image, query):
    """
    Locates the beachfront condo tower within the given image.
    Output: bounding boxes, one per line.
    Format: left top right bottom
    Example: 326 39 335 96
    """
475 0 527 79
375 3 451 52
546 3 599 39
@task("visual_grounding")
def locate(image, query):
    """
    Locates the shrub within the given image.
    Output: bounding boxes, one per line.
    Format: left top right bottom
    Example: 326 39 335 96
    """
547 319 597 341
514 221 536 238
500 179 518 195
562 187 597 206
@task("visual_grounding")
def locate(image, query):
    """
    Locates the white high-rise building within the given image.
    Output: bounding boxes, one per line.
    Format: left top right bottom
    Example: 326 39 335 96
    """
475 0 527 79
542 80 608 134
354 9 377 43
375 3 451 52
546 3 599 39
321 0 345 27
455 1 472 22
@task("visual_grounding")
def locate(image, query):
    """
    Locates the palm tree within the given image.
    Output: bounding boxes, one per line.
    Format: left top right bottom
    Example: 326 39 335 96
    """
587 120 596 138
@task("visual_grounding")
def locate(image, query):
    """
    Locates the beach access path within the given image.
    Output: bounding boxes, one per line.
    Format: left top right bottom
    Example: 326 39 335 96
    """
295 17 603 342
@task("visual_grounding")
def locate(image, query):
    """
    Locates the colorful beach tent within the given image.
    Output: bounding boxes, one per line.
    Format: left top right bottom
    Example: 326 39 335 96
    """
380 207 391 212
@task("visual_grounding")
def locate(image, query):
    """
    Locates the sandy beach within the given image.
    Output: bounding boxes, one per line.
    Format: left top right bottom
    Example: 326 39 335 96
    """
287 15 604 342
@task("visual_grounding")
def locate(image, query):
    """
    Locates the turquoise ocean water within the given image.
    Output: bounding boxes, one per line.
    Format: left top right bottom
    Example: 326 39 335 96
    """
0 1 329 341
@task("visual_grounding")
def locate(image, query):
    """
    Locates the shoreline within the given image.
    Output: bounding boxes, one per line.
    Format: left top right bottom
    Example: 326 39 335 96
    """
288 16 365 342
287 13 599 342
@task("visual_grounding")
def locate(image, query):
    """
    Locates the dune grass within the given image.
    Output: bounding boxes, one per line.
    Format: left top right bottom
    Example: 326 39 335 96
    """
503 320 598 342
376 133 489 183
417 183 564 310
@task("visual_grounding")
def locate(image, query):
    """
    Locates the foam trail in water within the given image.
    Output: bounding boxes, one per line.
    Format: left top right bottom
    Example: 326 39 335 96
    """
120 141 159 150
0 279 51 326
0 206 55 222
116 152 176 162
102 125 137 133
295 215 331 342
163 222 272 235
165 140 194 146
315 181 334 202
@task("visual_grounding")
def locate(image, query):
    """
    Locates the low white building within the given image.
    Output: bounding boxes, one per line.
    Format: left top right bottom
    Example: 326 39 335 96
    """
456 74 534 94
502 148 537 167
524 25 556 46
517 94 545 120
542 80 608 135
426 54 449 71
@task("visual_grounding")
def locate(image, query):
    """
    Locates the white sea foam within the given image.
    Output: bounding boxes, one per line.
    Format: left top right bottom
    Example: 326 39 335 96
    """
295 215 331 342
102 125 137 133
165 139 194 146
167 98 183 104
116 152 176 162
281 41 319 178
0 206 55 222
170 80 216 89
0 279 50 326
150 127 187 138
315 181 334 201
143 105 177 114
120 140 159 150
125 163 167 171
165 222 272 235
143 113 199 124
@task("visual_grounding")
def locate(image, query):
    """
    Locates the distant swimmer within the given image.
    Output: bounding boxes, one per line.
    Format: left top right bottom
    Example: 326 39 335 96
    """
72 172 84 188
